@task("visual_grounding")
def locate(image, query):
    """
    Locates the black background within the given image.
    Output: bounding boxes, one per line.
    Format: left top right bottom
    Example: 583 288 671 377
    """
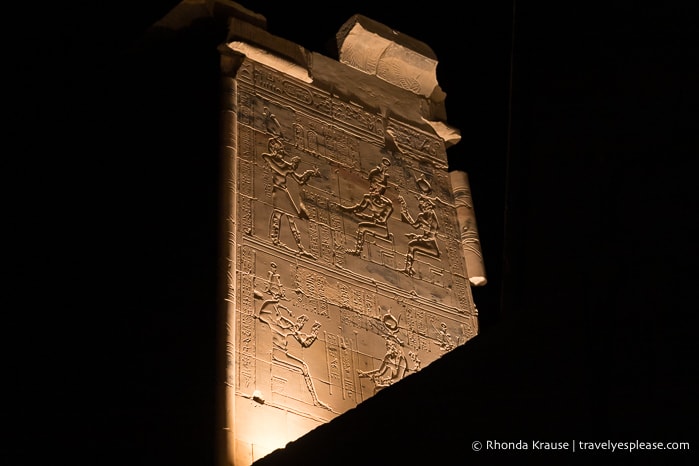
11 1 697 465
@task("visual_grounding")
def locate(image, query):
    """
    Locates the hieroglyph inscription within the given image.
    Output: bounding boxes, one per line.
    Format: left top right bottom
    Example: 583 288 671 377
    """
227 60 477 428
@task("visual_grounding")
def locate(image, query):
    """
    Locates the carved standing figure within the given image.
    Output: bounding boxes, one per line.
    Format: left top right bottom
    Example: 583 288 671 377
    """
255 282 331 411
261 136 320 255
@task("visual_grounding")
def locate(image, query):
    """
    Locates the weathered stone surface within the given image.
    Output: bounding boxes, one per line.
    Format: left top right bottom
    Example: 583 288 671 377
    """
217 5 482 465
450 170 487 286
336 14 440 99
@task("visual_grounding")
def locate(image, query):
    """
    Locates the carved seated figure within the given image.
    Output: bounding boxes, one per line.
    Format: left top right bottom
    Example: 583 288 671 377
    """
357 338 408 394
399 194 440 276
338 169 394 256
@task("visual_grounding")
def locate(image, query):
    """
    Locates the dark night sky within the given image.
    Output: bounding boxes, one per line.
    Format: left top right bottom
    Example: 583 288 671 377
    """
11 2 697 465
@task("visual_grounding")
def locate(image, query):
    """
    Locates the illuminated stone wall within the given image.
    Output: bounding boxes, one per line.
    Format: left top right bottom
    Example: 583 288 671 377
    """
219 8 482 465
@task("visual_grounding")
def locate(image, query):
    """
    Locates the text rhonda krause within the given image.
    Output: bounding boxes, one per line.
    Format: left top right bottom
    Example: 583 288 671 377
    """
486 440 570 451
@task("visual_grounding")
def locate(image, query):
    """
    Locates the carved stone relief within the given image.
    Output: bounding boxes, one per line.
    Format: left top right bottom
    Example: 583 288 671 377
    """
220 12 481 465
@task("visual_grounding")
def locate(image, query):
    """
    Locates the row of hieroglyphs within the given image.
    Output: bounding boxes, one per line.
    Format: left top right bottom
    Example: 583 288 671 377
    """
237 61 451 166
